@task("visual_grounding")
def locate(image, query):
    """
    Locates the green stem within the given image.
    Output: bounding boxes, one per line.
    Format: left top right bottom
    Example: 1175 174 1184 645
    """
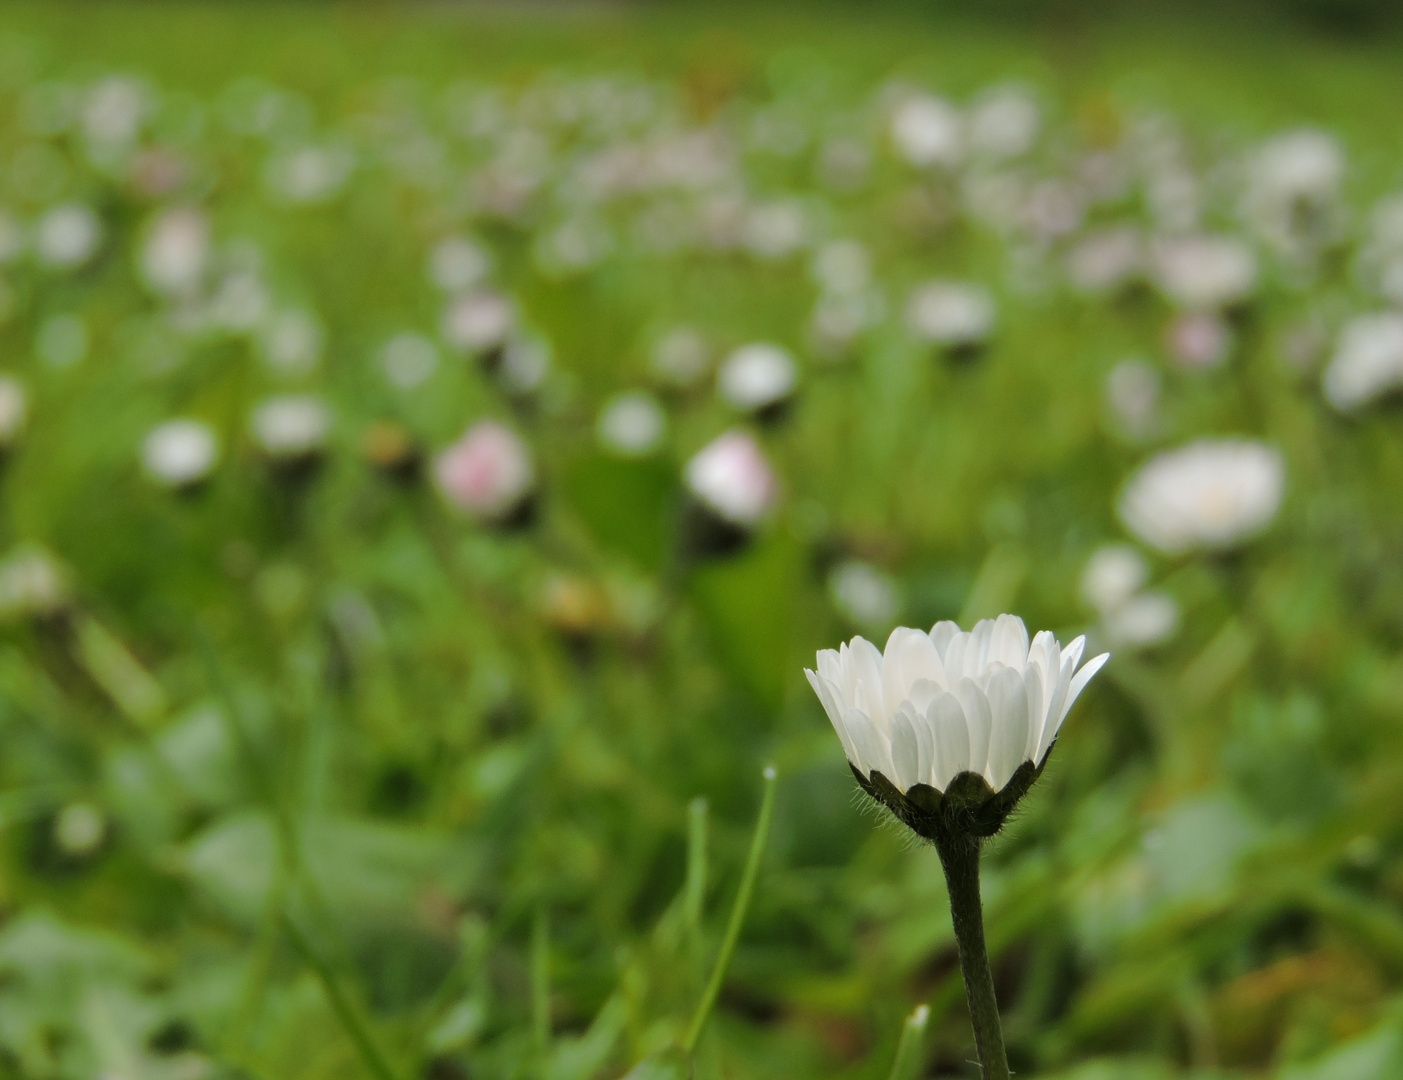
532 906 551 1057
684 796 709 975
682 766 776 1054
932 831 1010 1080
282 914 402 1080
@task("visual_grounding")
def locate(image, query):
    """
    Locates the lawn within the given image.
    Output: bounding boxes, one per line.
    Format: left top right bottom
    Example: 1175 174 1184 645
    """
1 3 1402 1079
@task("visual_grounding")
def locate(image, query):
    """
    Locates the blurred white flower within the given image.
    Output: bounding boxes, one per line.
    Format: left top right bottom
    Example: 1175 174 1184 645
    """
1021 179 1084 242
1066 227 1143 295
1151 234 1257 310
207 269 271 332
259 309 324 377
0 376 28 448
1244 129 1343 258
35 203 102 268
497 336 551 396
1081 544 1179 650
382 332 440 389
967 86 1040 161
805 615 1108 793
140 207 210 297
1166 312 1232 370
905 281 995 349
890 94 964 168
1321 313 1403 412
434 420 535 521
429 235 492 292
597 391 666 456
53 801 106 857
536 215 613 274
810 291 882 357
83 77 147 149
1119 439 1285 554
142 418 218 488
650 327 709 389
811 239 872 296
718 343 797 413
441 290 515 355
1102 592 1180 649
265 143 354 204
743 200 808 259
1080 545 1149 614
0 547 69 622
684 430 776 527
250 395 331 459
829 559 899 629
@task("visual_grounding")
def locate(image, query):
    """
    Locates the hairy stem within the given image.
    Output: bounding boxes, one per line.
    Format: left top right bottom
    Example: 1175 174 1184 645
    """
933 831 1010 1080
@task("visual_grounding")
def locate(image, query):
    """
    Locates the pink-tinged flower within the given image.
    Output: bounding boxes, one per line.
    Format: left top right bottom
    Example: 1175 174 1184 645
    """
434 421 535 521
684 431 777 528
1166 312 1232 370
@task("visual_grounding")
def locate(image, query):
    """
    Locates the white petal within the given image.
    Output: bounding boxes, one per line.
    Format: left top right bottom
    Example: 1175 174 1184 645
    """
845 707 893 779
913 706 936 786
807 669 858 764
907 677 942 714
882 627 945 716
954 677 993 778
928 692 970 790
929 620 960 659
1061 652 1110 720
984 665 1030 790
889 704 921 792
1028 631 1060 711
988 614 1030 671
942 631 970 682
968 618 996 672
1043 652 1109 757
848 637 887 731
1060 634 1086 672
1022 662 1045 761
816 648 843 689
1036 654 1075 762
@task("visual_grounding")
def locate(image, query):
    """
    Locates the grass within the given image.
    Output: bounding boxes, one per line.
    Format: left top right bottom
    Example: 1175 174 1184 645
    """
0 3 1401 1080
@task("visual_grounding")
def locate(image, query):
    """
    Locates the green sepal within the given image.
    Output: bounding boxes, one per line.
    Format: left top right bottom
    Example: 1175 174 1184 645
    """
850 740 1055 843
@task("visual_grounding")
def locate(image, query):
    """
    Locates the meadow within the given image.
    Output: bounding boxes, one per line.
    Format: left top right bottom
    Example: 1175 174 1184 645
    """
2 3 1403 1079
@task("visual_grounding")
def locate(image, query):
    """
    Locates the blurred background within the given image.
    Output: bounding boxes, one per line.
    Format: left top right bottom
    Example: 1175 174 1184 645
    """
3 2 1403 1078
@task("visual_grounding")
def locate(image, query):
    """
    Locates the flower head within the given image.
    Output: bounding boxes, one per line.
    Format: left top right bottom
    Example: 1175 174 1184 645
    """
250 395 331 461
1119 438 1285 554
684 430 776 528
142 418 219 489
806 615 1107 838
905 281 995 351
718 343 797 414
1322 313 1403 412
434 420 535 522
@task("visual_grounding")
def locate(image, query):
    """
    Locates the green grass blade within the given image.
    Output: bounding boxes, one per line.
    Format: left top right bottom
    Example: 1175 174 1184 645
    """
282 914 402 1080
683 766 777 1054
887 1004 930 1080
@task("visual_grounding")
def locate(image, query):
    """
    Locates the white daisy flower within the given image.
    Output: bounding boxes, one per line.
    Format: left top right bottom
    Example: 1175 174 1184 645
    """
806 615 1108 795
684 430 776 527
1119 439 1285 554
718 343 797 413
142 419 219 489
